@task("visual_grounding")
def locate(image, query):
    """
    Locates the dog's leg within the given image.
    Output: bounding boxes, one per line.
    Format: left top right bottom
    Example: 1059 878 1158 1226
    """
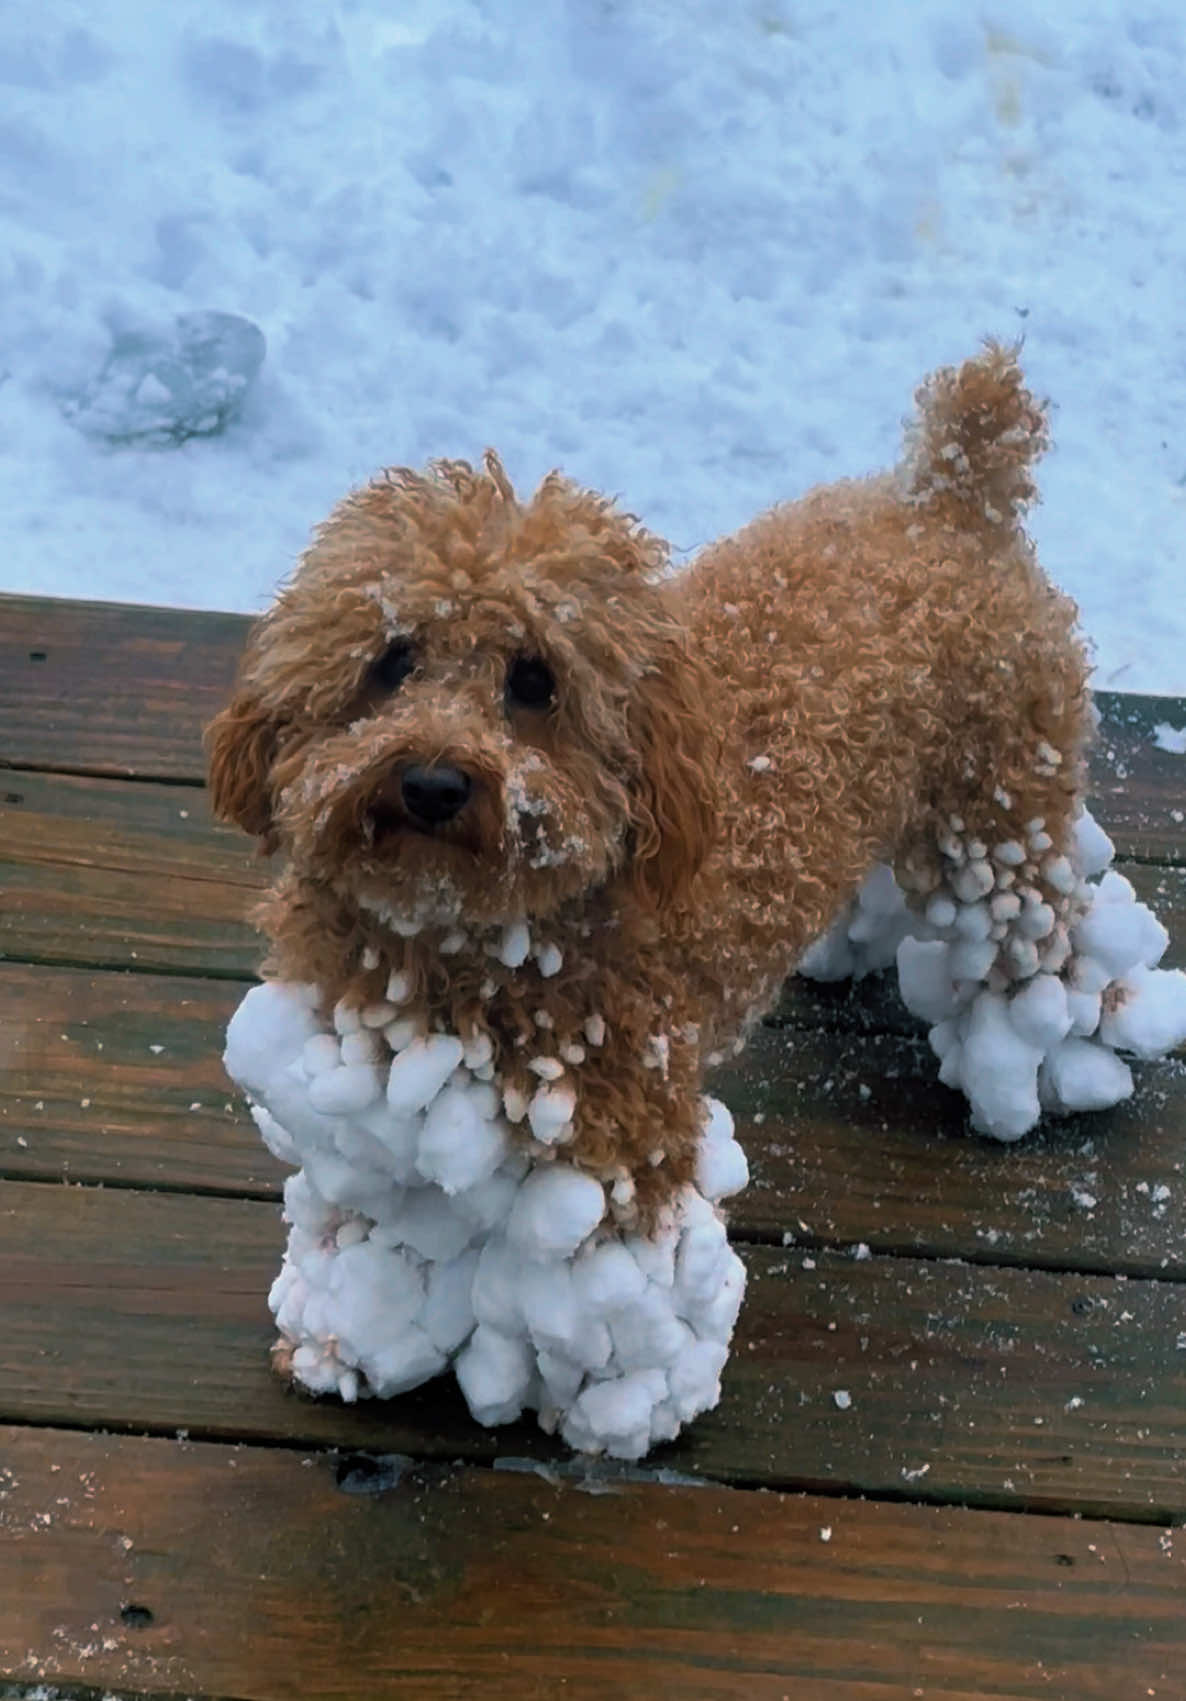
891 748 1186 1139
527 1095 748 1460
223 979 752 1457
796 860 915 984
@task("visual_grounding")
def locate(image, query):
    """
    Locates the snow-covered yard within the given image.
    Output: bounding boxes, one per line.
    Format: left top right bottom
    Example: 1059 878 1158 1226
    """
1 0 1183 690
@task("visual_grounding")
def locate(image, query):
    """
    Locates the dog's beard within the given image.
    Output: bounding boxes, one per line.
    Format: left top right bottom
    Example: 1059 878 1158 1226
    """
280 750 624 932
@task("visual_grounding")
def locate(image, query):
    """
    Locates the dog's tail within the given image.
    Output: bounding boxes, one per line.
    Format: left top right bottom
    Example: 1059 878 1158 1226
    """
902 340 1049 537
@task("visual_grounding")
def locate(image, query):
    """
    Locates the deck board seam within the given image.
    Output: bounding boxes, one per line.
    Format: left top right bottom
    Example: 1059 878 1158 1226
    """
5 1168 1186 1285
0 952 258 985
0 1409 1179 1530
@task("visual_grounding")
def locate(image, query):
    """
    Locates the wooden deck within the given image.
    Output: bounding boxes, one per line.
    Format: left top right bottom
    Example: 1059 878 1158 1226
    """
2 588 1186 1700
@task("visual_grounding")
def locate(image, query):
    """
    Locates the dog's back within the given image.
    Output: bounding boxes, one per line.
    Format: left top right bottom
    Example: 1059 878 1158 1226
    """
665 345 1092 1049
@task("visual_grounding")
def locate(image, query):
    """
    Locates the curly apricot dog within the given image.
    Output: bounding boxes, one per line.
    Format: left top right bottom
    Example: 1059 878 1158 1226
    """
209 343 1101 1230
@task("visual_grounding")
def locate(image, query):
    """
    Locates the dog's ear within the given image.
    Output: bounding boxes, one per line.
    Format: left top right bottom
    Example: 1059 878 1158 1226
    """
205 689 282 851
626 636 719 910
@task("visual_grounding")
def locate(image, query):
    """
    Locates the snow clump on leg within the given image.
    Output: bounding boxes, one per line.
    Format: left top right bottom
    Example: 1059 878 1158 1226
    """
887 811 1186 1138
795 808 1186 1141
223 984 749 1458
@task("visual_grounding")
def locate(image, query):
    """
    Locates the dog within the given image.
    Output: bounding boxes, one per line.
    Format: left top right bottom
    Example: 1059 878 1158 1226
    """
209 343 1100 1216
209 344 1186 1452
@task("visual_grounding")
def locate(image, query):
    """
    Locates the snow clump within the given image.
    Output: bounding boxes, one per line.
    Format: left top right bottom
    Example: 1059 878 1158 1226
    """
224 982 749 1459
800 809 1186 1140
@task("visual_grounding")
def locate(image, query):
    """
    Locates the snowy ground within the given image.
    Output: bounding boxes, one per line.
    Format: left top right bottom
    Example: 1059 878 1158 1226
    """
1 0 1183 692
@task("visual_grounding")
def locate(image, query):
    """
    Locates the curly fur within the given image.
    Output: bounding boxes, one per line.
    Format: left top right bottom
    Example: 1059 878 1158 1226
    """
208 342 1092 1231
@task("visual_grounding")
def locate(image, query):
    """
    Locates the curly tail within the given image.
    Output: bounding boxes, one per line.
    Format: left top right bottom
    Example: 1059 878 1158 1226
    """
903 340 1049 537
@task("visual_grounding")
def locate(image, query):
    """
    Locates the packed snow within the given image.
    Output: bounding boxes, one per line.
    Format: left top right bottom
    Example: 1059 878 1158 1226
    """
801 809 1186 1140
224 979 749 1459
221 806 1186 1456
1 0 1184 692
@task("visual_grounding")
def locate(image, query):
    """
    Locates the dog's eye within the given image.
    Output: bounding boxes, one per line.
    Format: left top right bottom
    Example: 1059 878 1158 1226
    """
369 640 415 694
506 656 555 711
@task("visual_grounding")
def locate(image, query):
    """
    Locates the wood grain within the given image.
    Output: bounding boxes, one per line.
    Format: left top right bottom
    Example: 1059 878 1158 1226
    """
0 964 284 1196
2 1180 1185 1518
0 768 265 976
3 593 1184 1701
720 1025 1186 1279
3 1425 1183 1701
3 963 1185 1279
0 593 245 779
1087 690 1186 866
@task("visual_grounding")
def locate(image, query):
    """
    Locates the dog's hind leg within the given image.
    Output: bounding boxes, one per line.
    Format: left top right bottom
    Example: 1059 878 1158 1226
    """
888 718 1186 1140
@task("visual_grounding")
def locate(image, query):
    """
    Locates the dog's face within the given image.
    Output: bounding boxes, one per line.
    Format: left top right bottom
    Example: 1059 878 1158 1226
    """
208 456 717 932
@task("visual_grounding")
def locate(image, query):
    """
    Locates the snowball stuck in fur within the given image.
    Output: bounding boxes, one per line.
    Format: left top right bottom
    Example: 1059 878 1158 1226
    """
1098 965 1186 1059
803 810 1186 1143
224 981 320 1096
1039 1036 1134 1113
951 990 1043 1141
506 1165 608 1261
797 861 913 981
224 982 751 1460
418 1085 508 1193
1007 974 1072 1051
1071 874 1168 979
922 841 1186 1137
896 938 963 1026
1072 811 1115 879
386 1034 466 1115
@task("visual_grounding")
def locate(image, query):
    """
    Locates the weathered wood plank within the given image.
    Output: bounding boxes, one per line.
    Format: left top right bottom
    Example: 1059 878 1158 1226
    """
0 593 245 780
2 594 1184 860
3 1425 1183 1701
722 1028 1186 1278
0 965 284 1196
2 1181 1184 1517
0 768 264 977
3 963 1186 1278
1088 690 1186 866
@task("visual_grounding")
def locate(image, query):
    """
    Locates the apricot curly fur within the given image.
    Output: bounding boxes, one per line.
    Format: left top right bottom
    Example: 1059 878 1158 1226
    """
208 342 1093 1231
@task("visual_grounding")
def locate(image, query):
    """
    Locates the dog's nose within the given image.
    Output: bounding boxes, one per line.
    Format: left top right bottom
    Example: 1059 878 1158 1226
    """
400 763 473 826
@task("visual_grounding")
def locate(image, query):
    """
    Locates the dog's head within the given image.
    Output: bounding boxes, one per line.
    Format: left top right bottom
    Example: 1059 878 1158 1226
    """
207 454 717 932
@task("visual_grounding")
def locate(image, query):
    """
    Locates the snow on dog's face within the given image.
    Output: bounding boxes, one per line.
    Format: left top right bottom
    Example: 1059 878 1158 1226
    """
207 455 716 928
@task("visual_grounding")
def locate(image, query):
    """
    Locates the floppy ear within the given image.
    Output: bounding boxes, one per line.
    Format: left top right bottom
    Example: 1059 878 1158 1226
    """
626 636 719 910
205 690 281 850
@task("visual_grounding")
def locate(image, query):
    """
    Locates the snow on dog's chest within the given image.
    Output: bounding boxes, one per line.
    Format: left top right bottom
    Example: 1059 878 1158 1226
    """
223 977 749 1460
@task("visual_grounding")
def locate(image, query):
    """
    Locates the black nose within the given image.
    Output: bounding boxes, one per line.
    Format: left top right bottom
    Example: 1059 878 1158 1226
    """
400 763 472 826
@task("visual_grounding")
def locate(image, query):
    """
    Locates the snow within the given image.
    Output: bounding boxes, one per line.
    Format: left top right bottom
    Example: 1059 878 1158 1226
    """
418 1084 508 1193
526 1081 577 1145
1098 965 1186 1059
802 810 1186 1142
307 1062 384 1115
224 979 750 1458
954 991 1045 1140
2 0 1184 692
385 1034 464 1115
1007 974 1072 1050
534 941 564 979
497 921 531 970
1070 872 1169 978
1040 1035 1133 1113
